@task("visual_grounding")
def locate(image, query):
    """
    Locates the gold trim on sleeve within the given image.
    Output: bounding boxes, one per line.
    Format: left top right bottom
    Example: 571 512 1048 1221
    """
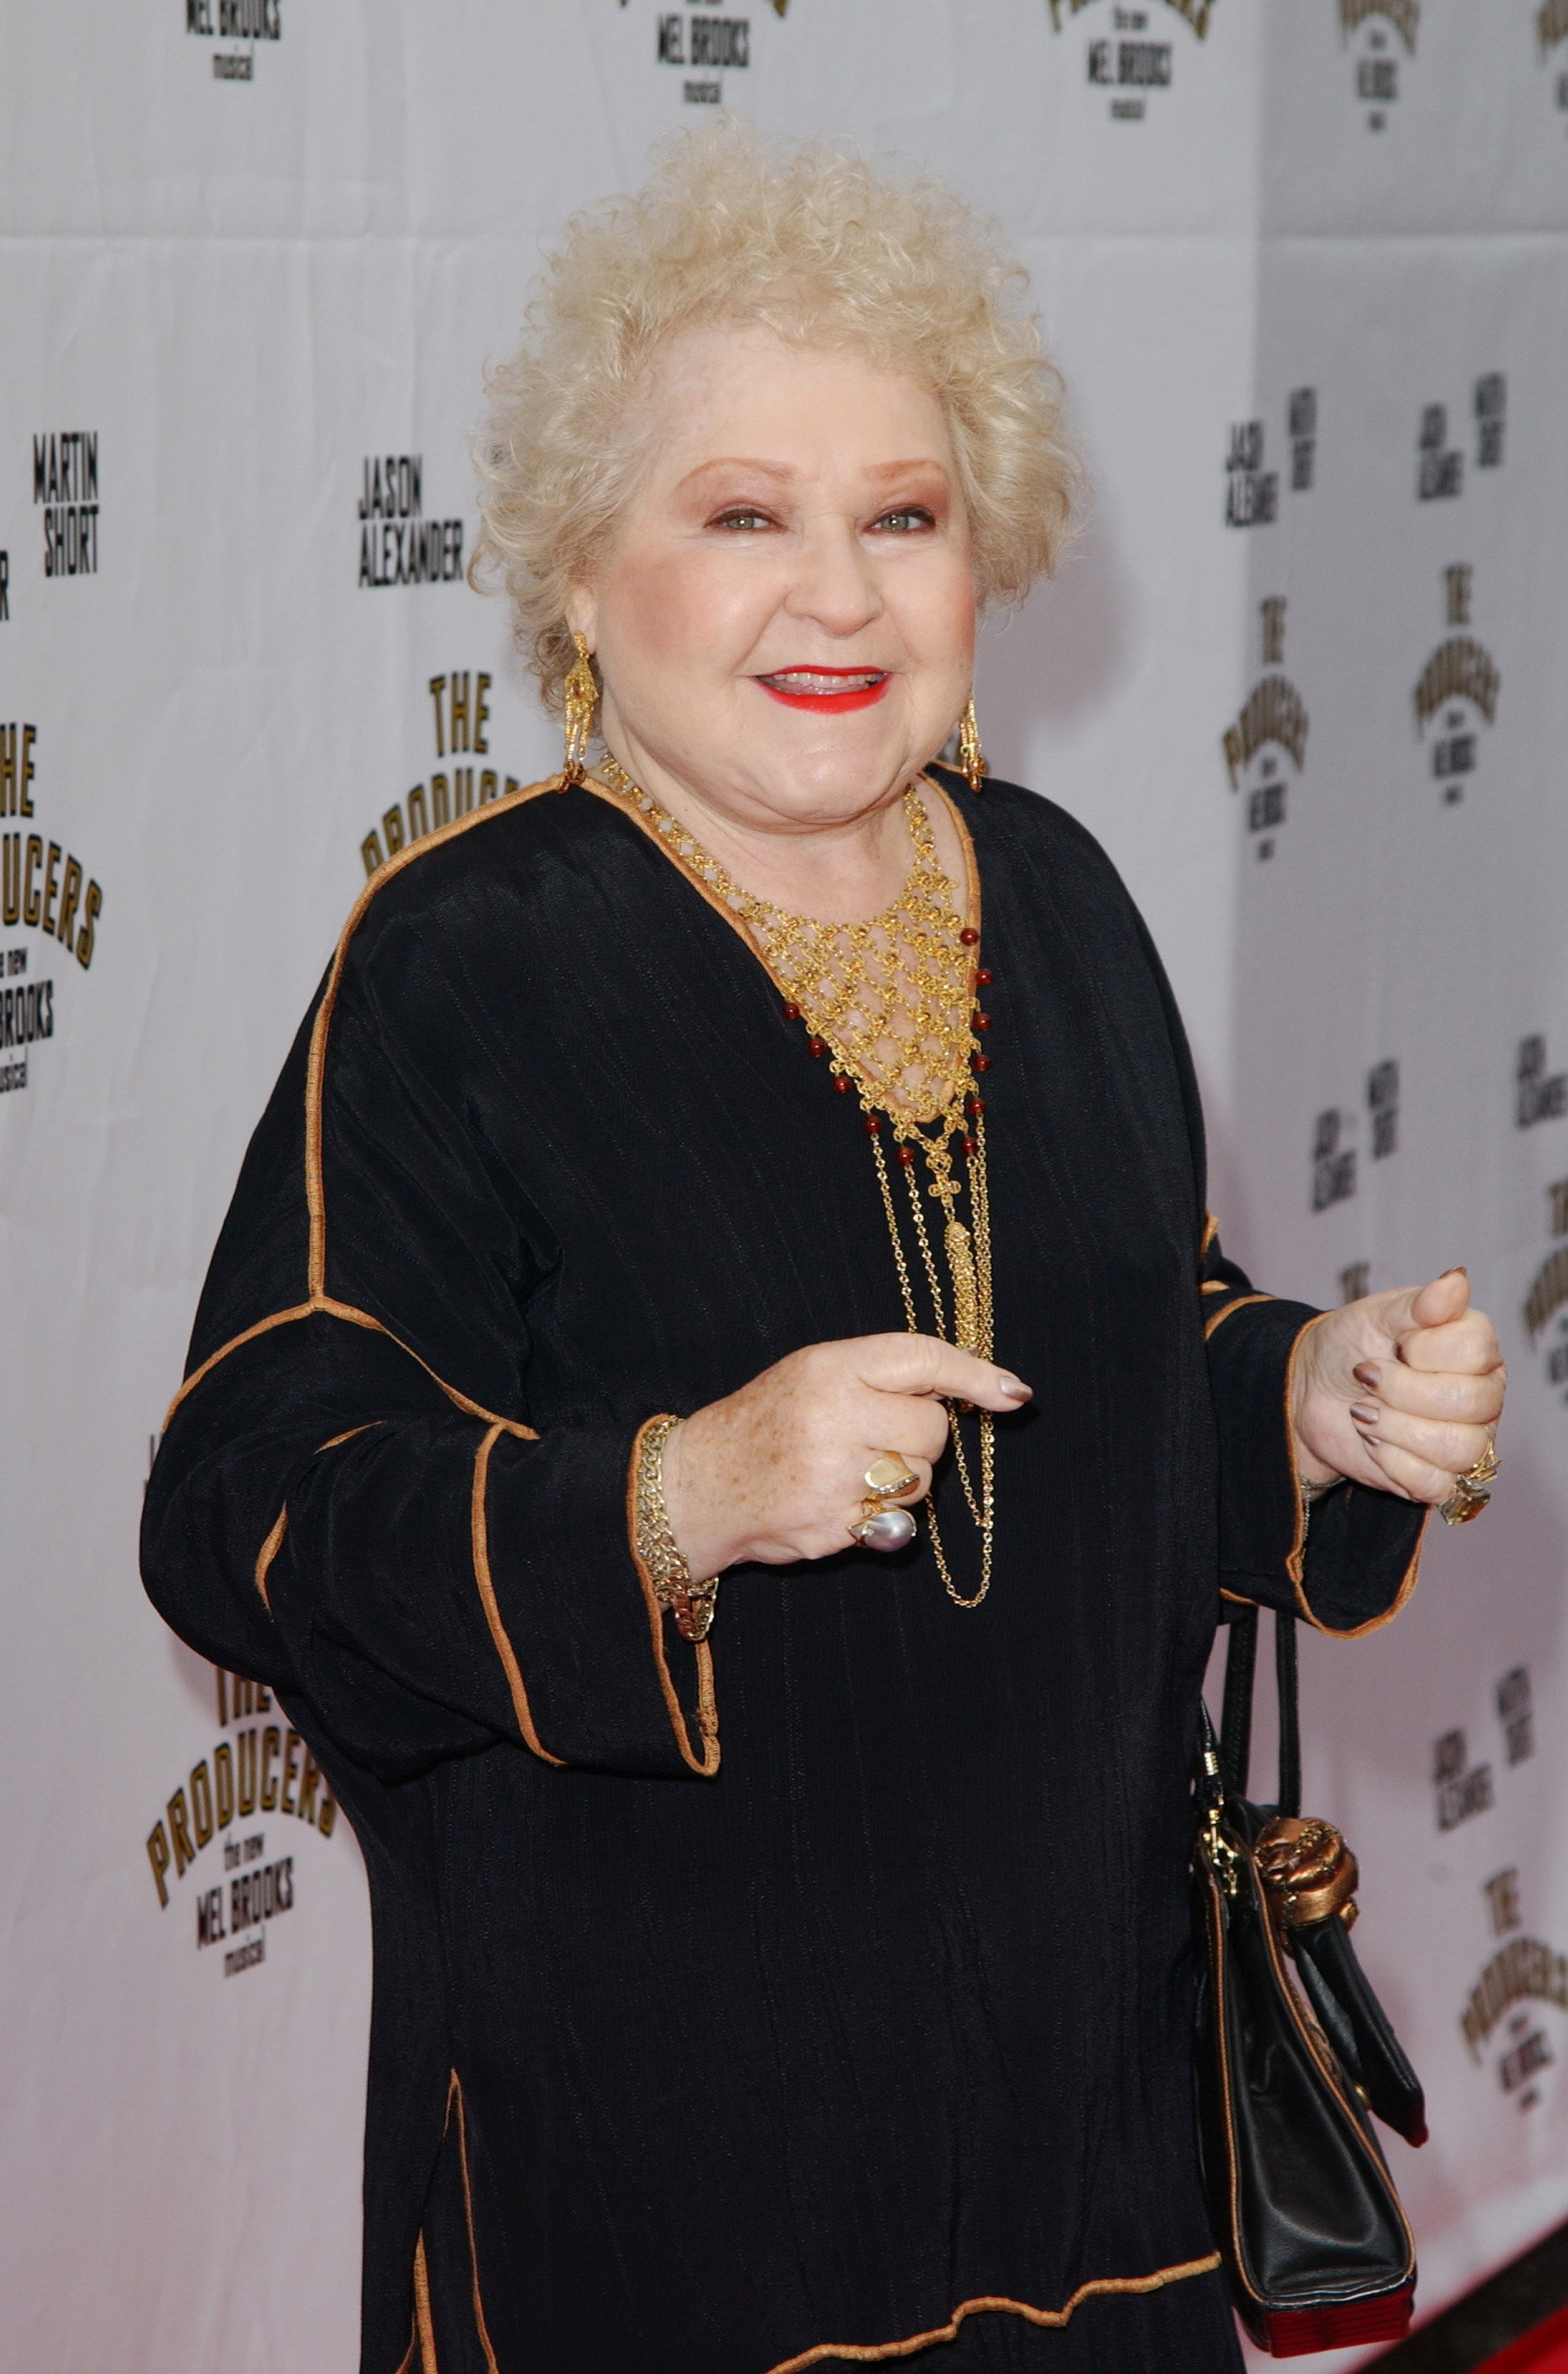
761 2254 1223 2373
164 1295 540 1440
411 2231 440 2374
626 1416 722 1778
254 1507 287 1610
165 1302 320 1424
316 1422 381 1454
1203 1291 1273 1341
445 2073 501 2374
471 1424 566 1769
1201 1212 1220 1259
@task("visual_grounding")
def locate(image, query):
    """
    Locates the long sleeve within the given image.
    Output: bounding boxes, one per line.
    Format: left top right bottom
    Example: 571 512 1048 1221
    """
141 798 718 1784
1129 909 1428 1639
1199 1226 1426 1636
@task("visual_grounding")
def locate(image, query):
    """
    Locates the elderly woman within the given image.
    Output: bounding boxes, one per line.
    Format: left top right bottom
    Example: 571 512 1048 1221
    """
143 127 1506 2374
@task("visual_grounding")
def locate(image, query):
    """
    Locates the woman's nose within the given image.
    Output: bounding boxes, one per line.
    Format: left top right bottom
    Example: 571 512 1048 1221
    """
782 518 885 639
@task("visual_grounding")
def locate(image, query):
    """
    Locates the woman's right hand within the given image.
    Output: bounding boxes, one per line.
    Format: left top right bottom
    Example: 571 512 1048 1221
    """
657 1333 1032 1581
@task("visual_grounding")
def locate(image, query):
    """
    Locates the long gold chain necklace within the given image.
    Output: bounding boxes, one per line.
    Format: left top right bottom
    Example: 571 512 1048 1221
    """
597 756 998 1608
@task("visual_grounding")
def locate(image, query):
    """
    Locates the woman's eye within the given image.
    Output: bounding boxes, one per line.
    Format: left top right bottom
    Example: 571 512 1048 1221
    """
711 509 774 532
871 507 937 534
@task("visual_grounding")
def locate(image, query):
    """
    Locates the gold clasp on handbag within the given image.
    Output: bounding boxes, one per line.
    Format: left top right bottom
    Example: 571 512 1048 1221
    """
1198 1743 1244 1896
1256 1815 1360 1930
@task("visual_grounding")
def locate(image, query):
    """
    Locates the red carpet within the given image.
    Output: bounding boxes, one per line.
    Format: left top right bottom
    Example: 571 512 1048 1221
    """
1474 2307 1568 2374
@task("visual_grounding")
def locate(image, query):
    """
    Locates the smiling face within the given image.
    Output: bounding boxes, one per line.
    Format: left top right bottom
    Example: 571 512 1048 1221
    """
569 325 977 848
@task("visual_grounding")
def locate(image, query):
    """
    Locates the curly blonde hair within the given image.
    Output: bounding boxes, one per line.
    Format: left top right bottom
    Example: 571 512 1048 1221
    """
472 120 1078 712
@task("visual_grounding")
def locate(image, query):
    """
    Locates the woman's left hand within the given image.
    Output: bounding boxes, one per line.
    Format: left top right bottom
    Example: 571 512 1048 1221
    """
1291 1266 1506 1504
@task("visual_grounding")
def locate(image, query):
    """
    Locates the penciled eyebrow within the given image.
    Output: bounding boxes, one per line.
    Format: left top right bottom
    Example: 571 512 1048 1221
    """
676 457 951 499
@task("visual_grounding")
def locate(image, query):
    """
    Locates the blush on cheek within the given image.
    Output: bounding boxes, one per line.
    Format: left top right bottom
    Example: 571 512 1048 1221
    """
933 571 978 669
600 541 758 680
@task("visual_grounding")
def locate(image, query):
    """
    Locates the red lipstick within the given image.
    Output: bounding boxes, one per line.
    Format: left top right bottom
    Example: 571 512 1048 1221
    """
753 668 892 715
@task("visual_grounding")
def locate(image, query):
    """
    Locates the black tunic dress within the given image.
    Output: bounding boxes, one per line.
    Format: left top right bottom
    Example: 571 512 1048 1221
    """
141 768 1424 2374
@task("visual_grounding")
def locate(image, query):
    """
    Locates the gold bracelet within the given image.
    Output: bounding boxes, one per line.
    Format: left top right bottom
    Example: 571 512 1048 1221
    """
634 1416 720 1644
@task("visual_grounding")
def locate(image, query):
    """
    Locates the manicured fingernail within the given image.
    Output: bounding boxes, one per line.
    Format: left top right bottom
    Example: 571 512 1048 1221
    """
1350 1401 1381 1427
998 1375 1032 1400
1443 1266 1468 1280
1353 1363 1381 1390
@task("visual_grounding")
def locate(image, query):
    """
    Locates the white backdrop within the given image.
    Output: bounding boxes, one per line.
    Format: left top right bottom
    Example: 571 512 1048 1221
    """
2 4 1566 2368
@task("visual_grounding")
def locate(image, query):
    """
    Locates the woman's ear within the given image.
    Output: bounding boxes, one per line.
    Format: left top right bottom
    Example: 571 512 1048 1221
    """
564 583 598 648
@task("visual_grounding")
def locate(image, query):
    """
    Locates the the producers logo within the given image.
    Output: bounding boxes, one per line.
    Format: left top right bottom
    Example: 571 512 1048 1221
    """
1461 1857 1563 2115
1047 0 1214 124
145 1667 339 1980
1222 597 1308 861
1223 391 1317 529
184 0 280 82
32 432 98 579
359 669 528 877
1 723 104 1100
358 455 465 590
1413 566 1499 807
1338 0 1418 131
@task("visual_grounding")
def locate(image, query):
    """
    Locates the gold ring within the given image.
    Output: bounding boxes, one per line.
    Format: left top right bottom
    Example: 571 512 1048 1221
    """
1440 1437 1500 1527
864 1453 918 1498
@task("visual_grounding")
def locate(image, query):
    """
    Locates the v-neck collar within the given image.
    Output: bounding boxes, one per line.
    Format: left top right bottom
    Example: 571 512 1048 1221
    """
578 767 983 1007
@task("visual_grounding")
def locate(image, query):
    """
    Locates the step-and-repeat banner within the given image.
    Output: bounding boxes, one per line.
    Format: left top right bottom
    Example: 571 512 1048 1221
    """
2 3 1565 2367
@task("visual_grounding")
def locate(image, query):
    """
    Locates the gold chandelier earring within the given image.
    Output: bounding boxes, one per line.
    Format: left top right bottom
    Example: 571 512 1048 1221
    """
561 631 598 784
956 698 985 795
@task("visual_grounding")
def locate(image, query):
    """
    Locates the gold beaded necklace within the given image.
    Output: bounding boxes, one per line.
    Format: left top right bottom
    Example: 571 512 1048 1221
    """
597 756 998 1607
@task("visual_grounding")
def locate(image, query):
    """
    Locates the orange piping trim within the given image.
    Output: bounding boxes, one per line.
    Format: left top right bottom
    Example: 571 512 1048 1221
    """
445 2073 501 2374
394 2323 417 2374
581 773 775 973
1200 1278 1228 1294
412 2231 439 2374
316 1297 539 1435
164 1295 537 1440
316 1421 380 1453
305 779 556 1299
762 2255 1222 2374
1203 1291 1272 1341
254 1507 287 1610
1201 1212 1220 1259
626 1416 722 1777
470 1424 564 1768
1218 1586 1255 1607
164 1302 318 1425
1317 1518 1427 1638
1280 1312 1327 1588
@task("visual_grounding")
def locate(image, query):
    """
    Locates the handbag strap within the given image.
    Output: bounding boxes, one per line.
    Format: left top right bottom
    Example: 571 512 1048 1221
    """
1217 1602 1300 1816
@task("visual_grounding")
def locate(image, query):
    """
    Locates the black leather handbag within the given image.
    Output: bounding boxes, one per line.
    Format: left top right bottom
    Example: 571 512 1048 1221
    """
1193 1604 1428 2357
